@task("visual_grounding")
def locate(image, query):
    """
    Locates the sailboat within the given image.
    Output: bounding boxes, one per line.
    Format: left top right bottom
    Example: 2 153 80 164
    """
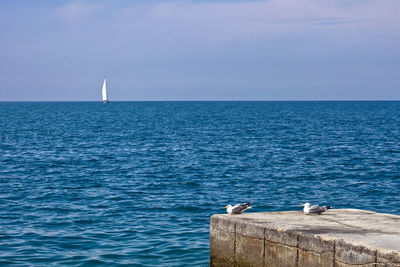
102 77 108 103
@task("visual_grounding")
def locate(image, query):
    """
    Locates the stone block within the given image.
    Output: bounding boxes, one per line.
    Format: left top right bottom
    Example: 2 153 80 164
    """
210 216 235 266
235 234 264 266
211 215 236 233
236 220 264 239
298 249 333 267
376 263 400 267
265 241 298 267
377 249 400 267
235 220 264 266
298 234 334 267
335 261 375 267
298 234 334 254
335 240 376 265
265 228 298 247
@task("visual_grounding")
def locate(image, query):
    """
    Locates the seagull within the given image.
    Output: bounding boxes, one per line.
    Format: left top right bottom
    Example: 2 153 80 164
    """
302 203 332 215
224 202 253 215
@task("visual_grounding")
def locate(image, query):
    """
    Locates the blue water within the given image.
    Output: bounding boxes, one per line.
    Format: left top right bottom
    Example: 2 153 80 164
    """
1 101 400 266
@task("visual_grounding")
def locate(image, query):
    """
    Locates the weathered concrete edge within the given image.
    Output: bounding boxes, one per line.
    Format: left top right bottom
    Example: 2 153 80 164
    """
377 248 400 265
210 216 236 266
210 214 400 266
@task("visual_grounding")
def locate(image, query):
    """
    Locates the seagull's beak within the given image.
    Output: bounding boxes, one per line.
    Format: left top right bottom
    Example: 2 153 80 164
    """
301 204 305 206
224 206 228 209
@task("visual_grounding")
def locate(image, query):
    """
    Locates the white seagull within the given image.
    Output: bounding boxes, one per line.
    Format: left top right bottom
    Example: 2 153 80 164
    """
224 202 253 215
302 203 332 215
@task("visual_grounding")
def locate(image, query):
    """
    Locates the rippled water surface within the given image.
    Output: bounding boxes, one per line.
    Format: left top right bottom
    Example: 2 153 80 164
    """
1 101 400 266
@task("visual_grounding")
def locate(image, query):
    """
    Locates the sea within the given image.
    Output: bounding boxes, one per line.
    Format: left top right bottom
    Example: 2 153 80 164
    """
1 101 400 266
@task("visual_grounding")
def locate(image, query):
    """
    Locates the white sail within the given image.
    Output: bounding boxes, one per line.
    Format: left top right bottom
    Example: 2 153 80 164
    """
102 77 108 103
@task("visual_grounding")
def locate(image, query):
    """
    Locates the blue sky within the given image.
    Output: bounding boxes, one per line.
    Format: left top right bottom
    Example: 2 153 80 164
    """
0 0 399 101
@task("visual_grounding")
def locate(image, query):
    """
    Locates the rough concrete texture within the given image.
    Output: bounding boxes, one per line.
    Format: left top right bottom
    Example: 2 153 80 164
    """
210 209 400 267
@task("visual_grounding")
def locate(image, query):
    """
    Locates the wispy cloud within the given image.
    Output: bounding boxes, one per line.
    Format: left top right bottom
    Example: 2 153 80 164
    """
50 0 400 43
55 1 101 23
82 0 398 46
140 0 382 27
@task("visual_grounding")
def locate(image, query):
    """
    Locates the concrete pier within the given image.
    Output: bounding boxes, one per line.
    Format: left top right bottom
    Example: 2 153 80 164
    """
210 209 400 266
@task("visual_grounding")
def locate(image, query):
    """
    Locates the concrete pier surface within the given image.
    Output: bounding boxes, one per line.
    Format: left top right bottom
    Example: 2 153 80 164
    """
210 209 400 267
